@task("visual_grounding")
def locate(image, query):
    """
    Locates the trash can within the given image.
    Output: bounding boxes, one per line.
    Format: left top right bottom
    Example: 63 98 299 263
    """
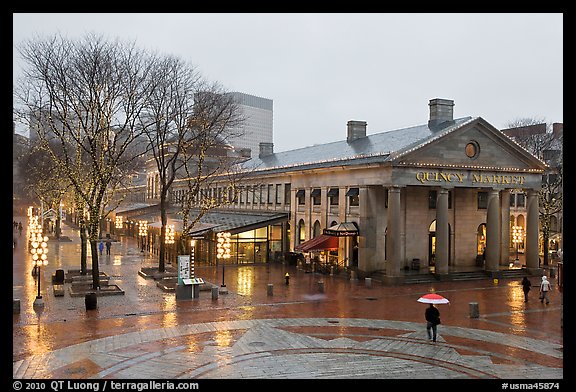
85 293 98 310
469 302 479 318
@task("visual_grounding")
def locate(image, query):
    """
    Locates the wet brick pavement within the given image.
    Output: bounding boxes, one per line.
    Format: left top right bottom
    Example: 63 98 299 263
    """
13 217 563 380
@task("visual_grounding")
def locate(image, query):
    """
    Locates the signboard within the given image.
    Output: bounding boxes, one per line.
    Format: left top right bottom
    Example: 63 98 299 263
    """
177 247 195 285
182 278 204 285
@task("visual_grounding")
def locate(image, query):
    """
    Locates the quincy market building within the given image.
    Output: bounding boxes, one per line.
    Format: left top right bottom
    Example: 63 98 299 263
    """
218 98 547 283
113 98 547 284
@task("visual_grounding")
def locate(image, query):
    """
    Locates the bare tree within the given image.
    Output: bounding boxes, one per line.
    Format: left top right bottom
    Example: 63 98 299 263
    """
176 83 248 255
138 55 201 273
504 118 563 266
14 33 156 289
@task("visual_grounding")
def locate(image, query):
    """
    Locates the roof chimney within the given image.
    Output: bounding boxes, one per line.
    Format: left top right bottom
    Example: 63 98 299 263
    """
428 98 454 129
347 120 367 143
259 142 274 158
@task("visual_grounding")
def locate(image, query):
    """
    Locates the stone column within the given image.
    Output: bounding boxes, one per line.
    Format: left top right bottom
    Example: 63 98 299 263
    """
386 187 402 279
435 188 449 276
289 188 297 251
485 189 500 272
526 190 540 273
500 190 511 266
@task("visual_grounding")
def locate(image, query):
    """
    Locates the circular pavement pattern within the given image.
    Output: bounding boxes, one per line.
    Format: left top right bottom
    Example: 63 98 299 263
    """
13 318 562 379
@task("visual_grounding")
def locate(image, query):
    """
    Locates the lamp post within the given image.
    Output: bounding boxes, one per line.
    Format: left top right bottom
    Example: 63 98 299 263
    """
216 232 231 288
139 220 148 252
165 224 175 264
512 225 523 262
30 232 48 307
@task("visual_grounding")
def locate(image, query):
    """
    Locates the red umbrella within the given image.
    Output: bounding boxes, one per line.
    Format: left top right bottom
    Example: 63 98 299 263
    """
417 293 450 304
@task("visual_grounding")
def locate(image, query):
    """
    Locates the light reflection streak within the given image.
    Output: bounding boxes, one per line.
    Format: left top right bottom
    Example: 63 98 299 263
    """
214 329 233 347
235 267 254 296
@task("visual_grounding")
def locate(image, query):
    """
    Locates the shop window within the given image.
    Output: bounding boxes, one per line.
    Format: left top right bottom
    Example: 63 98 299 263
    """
311 188 321 205
276 184 282 204
328 188 339 206
346 187 359 206
284 184 291 205
477 191 488 209
517 193 526 207
428 190 452 209
296 189 305 205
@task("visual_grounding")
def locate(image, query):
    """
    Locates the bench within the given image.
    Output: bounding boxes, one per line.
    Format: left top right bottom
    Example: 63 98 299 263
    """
52 269 65 284
53 284 65 297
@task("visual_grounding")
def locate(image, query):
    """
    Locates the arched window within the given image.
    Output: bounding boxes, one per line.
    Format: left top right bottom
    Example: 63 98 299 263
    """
297 219 306 245
313 220 321 238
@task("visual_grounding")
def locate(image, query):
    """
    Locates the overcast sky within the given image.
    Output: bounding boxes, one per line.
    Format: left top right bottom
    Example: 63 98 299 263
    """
13 13 563 153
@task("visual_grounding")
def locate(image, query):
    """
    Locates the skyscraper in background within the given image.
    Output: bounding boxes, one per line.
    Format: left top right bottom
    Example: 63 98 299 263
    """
228 92 273 158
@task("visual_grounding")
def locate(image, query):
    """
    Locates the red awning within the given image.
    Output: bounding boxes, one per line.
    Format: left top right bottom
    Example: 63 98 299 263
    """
294 235 339 252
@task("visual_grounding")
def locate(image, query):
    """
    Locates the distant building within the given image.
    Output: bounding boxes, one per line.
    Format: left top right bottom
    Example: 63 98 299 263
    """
227 92 273 158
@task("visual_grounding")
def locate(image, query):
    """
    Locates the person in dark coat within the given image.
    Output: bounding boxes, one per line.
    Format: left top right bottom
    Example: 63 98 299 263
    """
521 276 532 302
425 303 441 342
105 238 112 255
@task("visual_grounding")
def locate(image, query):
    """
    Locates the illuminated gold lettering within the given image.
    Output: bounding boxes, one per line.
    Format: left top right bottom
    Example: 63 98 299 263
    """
455 173 464 182
440 172 450 182
416 172 426 183
503 176 511 184
473 174 482 183
519 176 525 185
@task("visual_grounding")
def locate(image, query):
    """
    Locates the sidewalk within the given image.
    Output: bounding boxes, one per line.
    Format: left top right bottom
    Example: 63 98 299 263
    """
13 218 563 379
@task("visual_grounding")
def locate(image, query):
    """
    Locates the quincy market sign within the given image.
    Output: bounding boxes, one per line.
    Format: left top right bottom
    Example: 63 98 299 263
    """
392 169 541 189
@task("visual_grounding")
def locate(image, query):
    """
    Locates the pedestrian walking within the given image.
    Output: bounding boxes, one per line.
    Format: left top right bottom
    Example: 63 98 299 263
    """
425 303 441 342
521 276 532 302
98 241 104 256
539 275 552 304
105 238 112 255
18 222 23 236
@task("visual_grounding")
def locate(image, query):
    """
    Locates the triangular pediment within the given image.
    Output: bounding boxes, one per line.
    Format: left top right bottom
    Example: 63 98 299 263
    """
391 118 548 172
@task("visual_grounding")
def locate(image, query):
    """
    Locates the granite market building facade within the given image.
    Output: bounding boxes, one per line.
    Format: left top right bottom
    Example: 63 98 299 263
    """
110 98 548 283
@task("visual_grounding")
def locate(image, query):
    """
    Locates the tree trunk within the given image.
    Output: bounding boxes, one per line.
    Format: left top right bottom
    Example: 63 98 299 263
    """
158 192 168 273
90 239 100 290
542 230 549 266
88 212 101 290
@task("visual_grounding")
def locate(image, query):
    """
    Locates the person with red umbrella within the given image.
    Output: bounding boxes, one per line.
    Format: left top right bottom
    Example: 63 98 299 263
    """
418 293 449 342
425 304 441 342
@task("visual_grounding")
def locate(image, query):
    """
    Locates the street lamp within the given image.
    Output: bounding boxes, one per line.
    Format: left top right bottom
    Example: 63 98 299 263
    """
30 233 48 307
512 225 524 262
165 225 175 265
216 232 231 287
139 220 148 252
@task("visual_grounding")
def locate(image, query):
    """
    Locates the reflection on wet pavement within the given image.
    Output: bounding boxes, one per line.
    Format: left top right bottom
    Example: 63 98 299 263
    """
13 219 563 379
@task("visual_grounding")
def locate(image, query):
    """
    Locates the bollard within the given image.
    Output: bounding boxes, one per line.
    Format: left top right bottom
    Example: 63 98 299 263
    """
318 280 325 293
267 283 274 296
85 293 98 310
211 286 219 300
550 267 556 278
285 273 290 285
13 299 20 314
350 270 357 281
365 277 372 288
330 266 335 276
469 302 479 318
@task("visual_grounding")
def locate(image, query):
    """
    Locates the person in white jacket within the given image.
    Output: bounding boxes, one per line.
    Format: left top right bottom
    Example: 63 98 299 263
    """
539 275 552 304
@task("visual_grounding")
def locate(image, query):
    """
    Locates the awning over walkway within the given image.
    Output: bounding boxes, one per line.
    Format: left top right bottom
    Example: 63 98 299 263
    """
323 222 359 237
294 234 339 252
